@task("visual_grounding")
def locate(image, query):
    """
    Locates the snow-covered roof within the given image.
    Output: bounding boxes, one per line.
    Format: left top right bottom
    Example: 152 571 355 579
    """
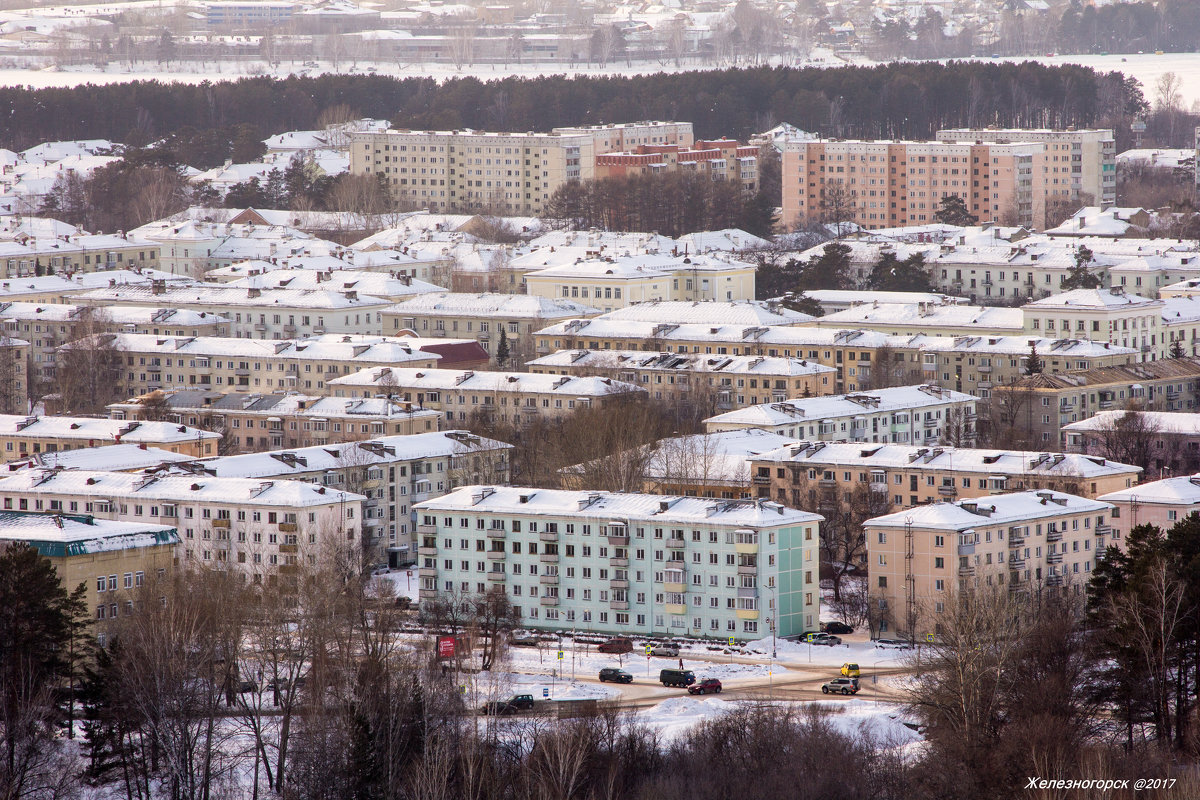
529 349 835 378
384 292 599 319
4 444 195 472
536 318 894 349
527 252 753 281
329 366 644 397
816 303 1024 331
705 384 974 428
1160 295 1200 324
165 430 510 480
416 485 821 527
864 490 1112 531
74 332 441 365
641 429 799 483
110 391 440 423
0 302 228 327
72 284 391 309
0 469 366 507
1099 475 1200 506
1063 410 1200 436
800 290 969 307
1116 149 1193 169
1043 207 1151 237
224 269 444 298
752 441 1140 479
1023 288 1160 310
0 510 177 556
0 415 219 445
600 300 810 326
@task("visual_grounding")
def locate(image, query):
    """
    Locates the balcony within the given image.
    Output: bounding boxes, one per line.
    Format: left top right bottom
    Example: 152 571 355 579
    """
487 550 506 560
958 543 975 556
539 596 559 607
539 573 559 585
418 567 437 578
1008 558 1025 570
923 418 937 428
938 485 957 496
818 478 838 488
609 579 629 590
609 556 629 567
737 563 757 575
665 603 687 615
605 532 630 545
977 364 992 374
212 518 230 528
539 531 558 542
419 587 439 599
665 536 686 548
734 540 759 555
663 581 686 594
278 522 298 532
959 565 976 577
1095 525 1112 537
487 571 505 582
609 600 630 611
1008 536 1025 548
487 529 506 539
1046 530 1062 542
1047 551 1063 564
418 546 437 557
417 524 437 535
539 552 559 563
735 609 759 620
1046 575 1064 587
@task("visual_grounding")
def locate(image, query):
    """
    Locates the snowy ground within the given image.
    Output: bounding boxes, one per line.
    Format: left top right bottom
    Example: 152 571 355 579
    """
502 641 777 683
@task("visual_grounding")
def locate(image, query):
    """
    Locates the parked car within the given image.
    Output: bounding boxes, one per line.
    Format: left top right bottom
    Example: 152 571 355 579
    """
509 635 541 647
875 638 914 650
659 668 696 688
480 694 536 715
688 678 723 695
822 621 854 635
650 644 680 657
599 667 633 684
821 678 860 695
597 637 634 654
808 633 841 646
841 663 860 678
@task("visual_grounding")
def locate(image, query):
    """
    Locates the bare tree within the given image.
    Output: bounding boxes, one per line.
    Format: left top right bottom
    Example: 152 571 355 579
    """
820 179 856 238
1087 409 1162 474
55 311 124 415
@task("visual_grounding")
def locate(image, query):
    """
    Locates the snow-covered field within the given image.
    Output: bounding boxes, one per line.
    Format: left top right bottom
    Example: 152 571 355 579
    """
502 641 777 683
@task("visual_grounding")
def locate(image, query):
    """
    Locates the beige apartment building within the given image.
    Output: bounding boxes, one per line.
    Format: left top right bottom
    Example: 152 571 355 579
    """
594 139 760 192
1022 288 1162 361
865 491 1114 638
350 122 693 215
749 442 1139 513
781 128 1115 231
67 333 444 398
527 349 835 411
0 414 220 461
108 390 444 452
328 366 645 425
0 232 161 279
0 469 366 581
0 511 178 622
995 358 1200 448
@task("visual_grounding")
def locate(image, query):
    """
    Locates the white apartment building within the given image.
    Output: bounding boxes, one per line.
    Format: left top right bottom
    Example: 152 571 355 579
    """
414 486 822 640
1022 288 1162 361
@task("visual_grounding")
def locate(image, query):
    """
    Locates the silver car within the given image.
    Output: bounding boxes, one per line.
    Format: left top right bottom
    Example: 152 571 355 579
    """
651 645 680 657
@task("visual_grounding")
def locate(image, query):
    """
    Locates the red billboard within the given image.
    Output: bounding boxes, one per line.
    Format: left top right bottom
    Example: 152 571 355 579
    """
437 635 456 658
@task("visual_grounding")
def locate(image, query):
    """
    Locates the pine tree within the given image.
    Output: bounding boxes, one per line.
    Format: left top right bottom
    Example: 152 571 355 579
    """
495 327 510 367
1025 343 1044 375
1170 338 1186 358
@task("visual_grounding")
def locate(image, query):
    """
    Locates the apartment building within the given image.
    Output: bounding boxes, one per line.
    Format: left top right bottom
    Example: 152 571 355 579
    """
705 384 977 444
527 349 835 411
781 129 1115 231
1161 296 1200 358
524 253 757 311
73 332 455 398
1098 475 1200 540
1022 288 1162 361
1063 410 1200 476
0 415 220 461
936 128 1116 207
0 469 365 580
0 336 27 412
70 284 391 339
0 232 161 279
0 270 193 305
162 430 511 563
0 510 178 620
996 358 1200 448
224 268 445 303
864 490 1114 638
0 302 230 391
413 486 822 640
382 293 601 364
750 442 1139 513
130 218 319 279
350 122 692 215
594 139 760 192
811 303 1023 338
108 390 444 450
329 367 644 425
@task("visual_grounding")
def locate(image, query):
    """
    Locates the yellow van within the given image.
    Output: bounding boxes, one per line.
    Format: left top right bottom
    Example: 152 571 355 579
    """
840 662 860 678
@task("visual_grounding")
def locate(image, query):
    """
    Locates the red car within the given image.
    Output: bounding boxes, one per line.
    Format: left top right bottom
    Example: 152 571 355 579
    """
597 637 633 654
687 678 722 695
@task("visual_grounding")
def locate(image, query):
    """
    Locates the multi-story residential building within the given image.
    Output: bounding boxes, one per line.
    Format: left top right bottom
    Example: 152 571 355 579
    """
594 139 760 192
349 122 693 215
129 218 320 279
413 486 823 640
1022 288 1162 361
1098 475 1200 540
995 358 1200 448
935 128 1116 207
1161 296 1200 358
0 231 161 278
781 129 1115 231
527 349 835 411
0 302 231 392
69 284 391 340
329 367 644 425
66 333 480 398
750 442 1139 512
0 270 193 305
0 510 178 621
108 390 443 450
864 490 1114 638
163 430 511 564
224 269 445 303
0 335 27 413
0 415 220 461
5 443 196 473
1063 410 1200 476
382 293 602 364
0 469 365 580
704 384 977 443
524 253 757 311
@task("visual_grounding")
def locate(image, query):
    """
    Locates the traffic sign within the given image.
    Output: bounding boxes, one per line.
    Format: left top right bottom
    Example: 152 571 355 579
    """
542 687 549 698
926 633 935 643
557 650 564 660
806 633 814 642
645 645 652 656
728 636 735 646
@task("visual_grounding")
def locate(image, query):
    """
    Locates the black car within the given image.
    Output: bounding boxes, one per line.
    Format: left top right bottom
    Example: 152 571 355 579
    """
821 621 854 635
599 667 633 684
480 694 536 715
